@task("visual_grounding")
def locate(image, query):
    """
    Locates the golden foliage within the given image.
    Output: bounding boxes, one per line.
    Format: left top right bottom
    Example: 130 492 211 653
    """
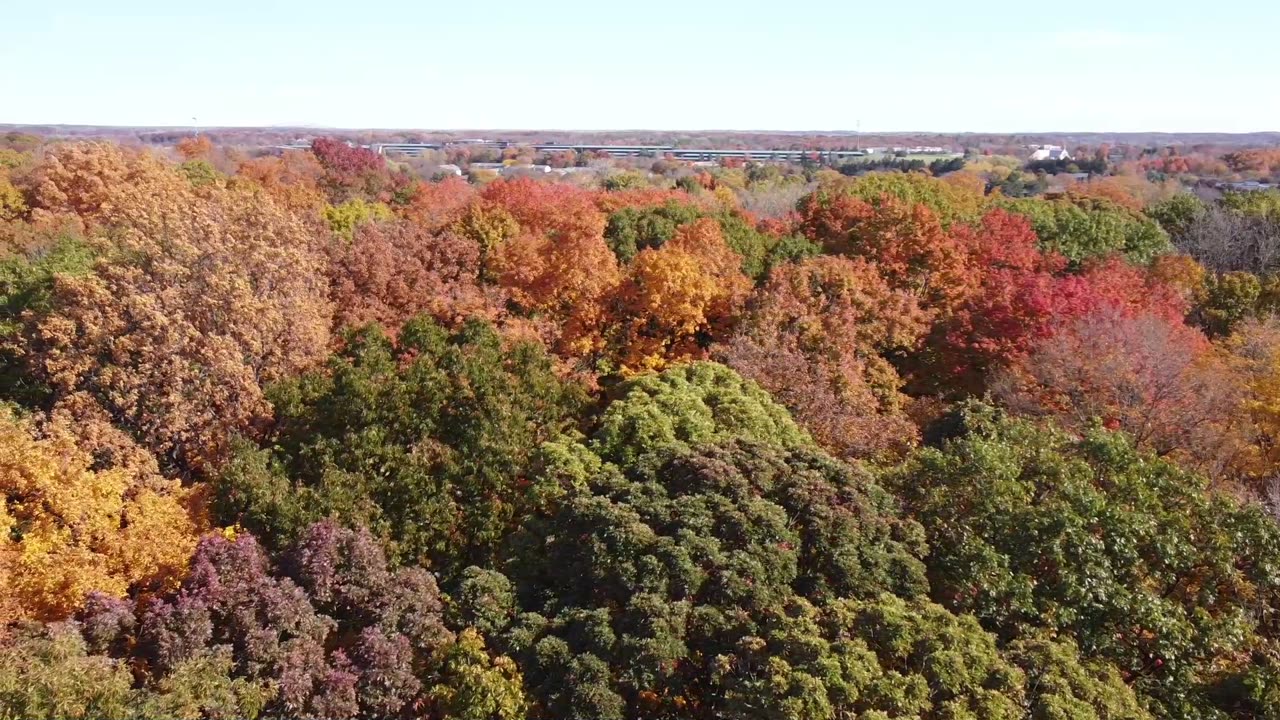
1148 253 1208 307
24 143 332 476
26 142 172 223
0 170 24 222
609 218 751 372
940 169 987 196
0 407 197 623
1224 317 1280 485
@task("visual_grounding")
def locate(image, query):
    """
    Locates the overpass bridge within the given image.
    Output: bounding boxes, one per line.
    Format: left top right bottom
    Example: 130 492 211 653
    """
374 142 873 162
280 141 876 162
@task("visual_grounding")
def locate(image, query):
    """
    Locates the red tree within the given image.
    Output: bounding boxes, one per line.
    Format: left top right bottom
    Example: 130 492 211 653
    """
993 308 1243 480
310 137 393 203
328 219 504 337
1048 255 1188 325
924 209 1065 392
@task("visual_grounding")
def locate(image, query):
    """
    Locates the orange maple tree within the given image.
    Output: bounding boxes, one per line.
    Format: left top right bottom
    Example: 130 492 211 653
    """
718 254 926 459
608 218 751 372
22 144 333 476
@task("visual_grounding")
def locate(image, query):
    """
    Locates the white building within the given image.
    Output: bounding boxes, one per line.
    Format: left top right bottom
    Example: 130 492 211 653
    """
1029 145 1072 162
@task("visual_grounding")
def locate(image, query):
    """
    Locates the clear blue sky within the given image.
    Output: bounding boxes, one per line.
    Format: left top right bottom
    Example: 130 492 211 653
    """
3 0 1277 132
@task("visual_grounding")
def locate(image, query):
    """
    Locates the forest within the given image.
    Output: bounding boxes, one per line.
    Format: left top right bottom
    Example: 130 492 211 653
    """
4 134 1280 720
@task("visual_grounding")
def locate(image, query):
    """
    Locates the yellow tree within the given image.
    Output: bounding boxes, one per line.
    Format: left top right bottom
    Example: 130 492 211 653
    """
1224 317 1280 486
0 407 197 622
450 201 520 281
428 628 529 720
609 218 751 372
1148 253 1207 308
26 141 173 224
0 170 24 222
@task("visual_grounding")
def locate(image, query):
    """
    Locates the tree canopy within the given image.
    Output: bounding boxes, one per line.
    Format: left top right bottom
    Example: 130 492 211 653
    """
4 138 1280 720
890 404 1280 719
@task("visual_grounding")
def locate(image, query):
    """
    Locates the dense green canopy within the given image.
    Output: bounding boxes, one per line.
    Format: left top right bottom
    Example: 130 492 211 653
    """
438 373 1157 720
591 361 813 465
999 195 1172 264
890 404 1280 719
214 316 587 575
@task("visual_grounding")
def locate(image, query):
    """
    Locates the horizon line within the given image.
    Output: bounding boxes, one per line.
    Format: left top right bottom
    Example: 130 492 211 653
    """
3 123 1280 137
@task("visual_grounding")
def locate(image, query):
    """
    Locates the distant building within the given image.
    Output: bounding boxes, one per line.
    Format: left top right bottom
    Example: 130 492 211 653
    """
1222 180 1275 192
1029 145 1072 162
874 146 951 156
500 164 552 177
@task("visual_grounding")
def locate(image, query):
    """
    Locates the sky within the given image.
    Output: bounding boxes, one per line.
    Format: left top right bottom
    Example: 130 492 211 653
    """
3 0 1278 133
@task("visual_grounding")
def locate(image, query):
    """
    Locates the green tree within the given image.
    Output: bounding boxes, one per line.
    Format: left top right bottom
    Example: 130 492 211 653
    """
889 403 1280 719
502 439 932 719
1220 189 1280 223
0 623 135 720
1196 271 1263 337
1148 193 1208 240
214 317 587 575
177 159 221 188
807 171 986 227
133 651 274 720
1005 635 1153 720
999 195 1172 265
0 623 272 720
761 232 822 272
0 235 95 406
590 362 812 466
495 429 1146 720
715 210 796 281
602 172 648 192
603 202 703 263
604 202 806 281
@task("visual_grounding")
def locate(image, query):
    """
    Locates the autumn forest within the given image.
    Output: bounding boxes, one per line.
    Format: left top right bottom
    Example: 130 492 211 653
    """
6 132 1280 720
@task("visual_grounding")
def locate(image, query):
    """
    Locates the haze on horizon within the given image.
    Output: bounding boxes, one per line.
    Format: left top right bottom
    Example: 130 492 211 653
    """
4 0 1278 134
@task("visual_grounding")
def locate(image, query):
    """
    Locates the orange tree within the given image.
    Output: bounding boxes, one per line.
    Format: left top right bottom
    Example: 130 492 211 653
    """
19 143 332 477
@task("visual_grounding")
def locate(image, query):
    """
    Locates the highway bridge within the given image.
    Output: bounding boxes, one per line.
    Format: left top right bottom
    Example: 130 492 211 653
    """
375 142 872 161
279 141 880 162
